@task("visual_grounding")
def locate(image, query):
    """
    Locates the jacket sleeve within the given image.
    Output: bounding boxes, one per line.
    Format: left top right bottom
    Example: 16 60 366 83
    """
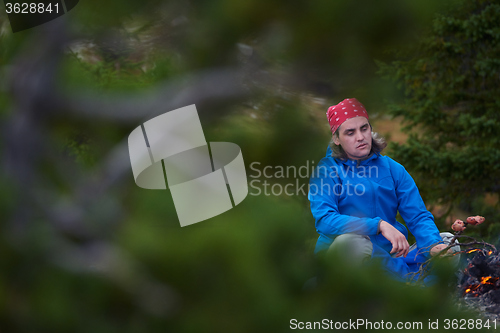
389 159 442 252
308 160 381 237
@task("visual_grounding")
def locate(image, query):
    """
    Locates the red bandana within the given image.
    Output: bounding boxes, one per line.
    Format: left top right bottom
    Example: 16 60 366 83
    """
326 98 369 134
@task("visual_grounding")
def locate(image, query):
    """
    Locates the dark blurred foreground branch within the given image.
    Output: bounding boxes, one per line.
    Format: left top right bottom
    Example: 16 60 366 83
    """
3 16 265 238
1 15 266 318
61 66 252 123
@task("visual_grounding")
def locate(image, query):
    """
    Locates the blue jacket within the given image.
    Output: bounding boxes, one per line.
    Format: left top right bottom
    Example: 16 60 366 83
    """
308 147 442 280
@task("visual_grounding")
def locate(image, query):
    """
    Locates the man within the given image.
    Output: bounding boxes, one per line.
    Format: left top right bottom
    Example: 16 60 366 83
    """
308 98 454 281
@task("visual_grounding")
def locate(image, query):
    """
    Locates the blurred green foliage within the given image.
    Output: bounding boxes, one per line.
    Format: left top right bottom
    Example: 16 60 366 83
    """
379 0 500 239
0 0 495 332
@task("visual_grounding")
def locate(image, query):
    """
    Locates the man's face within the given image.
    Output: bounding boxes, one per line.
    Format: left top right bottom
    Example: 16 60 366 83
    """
333 117 372 160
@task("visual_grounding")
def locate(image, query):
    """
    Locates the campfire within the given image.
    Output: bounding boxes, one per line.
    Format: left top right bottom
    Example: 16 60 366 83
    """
458 247 500 317
441 216 500 318
411 215 500 318
461 249 497 297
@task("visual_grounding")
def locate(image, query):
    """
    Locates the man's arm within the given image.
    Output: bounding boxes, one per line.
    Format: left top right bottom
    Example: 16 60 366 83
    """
309 160 381 237
379 220 410 257
429 243 452 256
389 158 442 253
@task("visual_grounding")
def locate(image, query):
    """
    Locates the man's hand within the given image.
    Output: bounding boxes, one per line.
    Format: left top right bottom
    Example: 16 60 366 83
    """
379 220 409 257
430 244 453 257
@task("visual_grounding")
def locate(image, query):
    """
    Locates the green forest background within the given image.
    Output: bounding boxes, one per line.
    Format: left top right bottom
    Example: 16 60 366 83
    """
1 0 500 331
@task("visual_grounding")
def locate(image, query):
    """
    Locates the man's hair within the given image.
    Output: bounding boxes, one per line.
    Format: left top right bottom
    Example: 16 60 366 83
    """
329 124 387 160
